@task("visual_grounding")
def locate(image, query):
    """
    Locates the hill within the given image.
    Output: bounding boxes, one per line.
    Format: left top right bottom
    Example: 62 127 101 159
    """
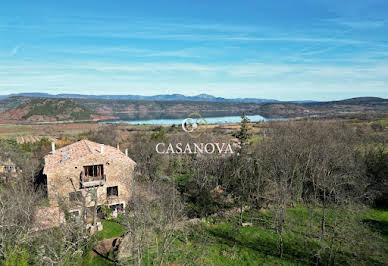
0 96 387 123
0 92 281 103
73 98 265 120
71 96 387 120
0 98 112 122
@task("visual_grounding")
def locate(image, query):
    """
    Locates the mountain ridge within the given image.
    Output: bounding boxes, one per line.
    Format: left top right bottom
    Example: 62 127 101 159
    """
0 92 307 103
0 95 387 123
0 98 117 122
2 92 385 104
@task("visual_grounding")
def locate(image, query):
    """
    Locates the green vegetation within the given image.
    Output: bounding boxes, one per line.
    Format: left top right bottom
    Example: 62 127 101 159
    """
371 120 388 132
119 206 387 265
0 98 95 121
363 208 388 240
91 255 114 266
234 112 251 146
97 220 126 240
20 98 94 121
150 127 167 141
2 247 29 266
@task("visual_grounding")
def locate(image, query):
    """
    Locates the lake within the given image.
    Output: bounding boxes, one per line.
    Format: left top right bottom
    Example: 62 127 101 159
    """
105 114 269 125
102 115 271 125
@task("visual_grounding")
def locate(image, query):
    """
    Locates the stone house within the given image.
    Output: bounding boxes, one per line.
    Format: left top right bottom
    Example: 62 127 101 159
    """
42 140 136 218
0 158 17 182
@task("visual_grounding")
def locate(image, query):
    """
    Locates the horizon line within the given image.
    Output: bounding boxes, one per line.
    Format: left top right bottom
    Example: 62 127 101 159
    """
1 91 386 102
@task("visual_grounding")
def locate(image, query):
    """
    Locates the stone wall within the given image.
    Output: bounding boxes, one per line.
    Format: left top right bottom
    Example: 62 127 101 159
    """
45 153 135 210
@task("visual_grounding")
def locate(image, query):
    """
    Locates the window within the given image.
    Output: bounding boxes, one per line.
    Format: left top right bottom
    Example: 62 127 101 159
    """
69 191 83 202
69 210 80 217
83 165 104 177
107 186 118 198
4 165 15 172
69 210 81 222
97 205 105 219
109 203 124 212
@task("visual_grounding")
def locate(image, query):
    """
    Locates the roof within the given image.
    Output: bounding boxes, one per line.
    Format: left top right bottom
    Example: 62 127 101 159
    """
44 139 135 173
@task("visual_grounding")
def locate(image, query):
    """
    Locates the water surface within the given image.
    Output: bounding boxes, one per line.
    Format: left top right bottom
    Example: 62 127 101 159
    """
106 114 268 125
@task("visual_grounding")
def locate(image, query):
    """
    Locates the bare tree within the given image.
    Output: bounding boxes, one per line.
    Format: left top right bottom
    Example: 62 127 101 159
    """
119 180 185 265
0 178 42 263
34 219 94 265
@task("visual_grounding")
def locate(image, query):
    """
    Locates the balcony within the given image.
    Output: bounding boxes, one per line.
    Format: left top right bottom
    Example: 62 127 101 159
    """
80 172 106 188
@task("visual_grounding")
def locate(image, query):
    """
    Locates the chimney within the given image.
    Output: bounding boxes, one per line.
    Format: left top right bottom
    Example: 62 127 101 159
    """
125 148 128 157
100 144 104 154
51 142 56 154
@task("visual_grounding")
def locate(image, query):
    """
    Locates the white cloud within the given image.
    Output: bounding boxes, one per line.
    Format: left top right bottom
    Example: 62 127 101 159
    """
0 14 387 100
329 18 386 29
0 60 387 100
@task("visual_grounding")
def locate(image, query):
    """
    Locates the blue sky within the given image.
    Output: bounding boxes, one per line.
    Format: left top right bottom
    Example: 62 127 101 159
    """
0 0 387 100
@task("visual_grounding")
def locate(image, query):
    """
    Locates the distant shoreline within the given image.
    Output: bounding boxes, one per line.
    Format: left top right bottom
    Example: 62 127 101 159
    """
100 114 272 126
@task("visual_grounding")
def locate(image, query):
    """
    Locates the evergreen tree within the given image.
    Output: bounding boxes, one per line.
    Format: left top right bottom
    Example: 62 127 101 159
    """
236 112 251 146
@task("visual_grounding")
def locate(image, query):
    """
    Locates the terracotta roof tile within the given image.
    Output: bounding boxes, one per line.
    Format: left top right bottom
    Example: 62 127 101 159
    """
44 140 135 173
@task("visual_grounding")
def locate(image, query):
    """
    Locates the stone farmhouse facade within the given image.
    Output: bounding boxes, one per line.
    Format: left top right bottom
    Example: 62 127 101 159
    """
43 140 136 217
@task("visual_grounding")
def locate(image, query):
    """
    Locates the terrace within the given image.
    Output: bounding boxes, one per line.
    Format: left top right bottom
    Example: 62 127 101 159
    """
80 164 106 188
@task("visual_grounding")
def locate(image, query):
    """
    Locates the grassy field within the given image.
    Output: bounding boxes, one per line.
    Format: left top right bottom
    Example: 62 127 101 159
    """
97 220 126 240
0 123 100 138
363 208 388 240
0 122 167 140
91 220 126 265
91 207 388 265
162 207 387 265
